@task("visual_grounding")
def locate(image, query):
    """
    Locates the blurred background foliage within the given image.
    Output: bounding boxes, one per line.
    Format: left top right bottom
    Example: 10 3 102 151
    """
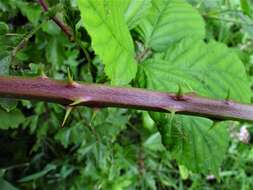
0 0 253 189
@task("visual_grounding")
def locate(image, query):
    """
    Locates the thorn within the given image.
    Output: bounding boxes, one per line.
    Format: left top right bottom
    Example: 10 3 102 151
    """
69 98 86 106
37 65 47 78
67 67 74 84
163 107 178 113
169 111 176 124
91 108 100 122
61 106 73 127
209 120 220 130
66 67 79 87
225 89 231 103
176 84 183 99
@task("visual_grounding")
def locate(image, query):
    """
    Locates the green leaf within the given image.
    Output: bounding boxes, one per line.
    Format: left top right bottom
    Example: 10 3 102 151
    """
140 38 250 174
0 22 9 35
0 52 11 75
179 165 189 180
0 108 25 129
142 111 155 130
0 178 18 190
140 38 251 103
14 0 41 26
78 0 137 85
0 99 17 112
143 132 164 151
138 0 205 51
240 0 252 17
46 36 66 68
154 114 229 174
55 122 87 148
171 116 229 175
123 0 151 29
18 164 56 182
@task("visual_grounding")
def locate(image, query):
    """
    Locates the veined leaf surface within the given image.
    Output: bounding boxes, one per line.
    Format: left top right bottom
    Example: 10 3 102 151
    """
123 0 151 29
141 38 251 174
141 39 251 103
138 0 205 51
78 0 137 85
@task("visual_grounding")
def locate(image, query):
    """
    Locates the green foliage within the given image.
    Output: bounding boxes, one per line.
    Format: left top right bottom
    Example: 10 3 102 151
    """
171 116 229 175
138 0 205 51
140 38 251 102
78 0 137 85
0 109 25 129
0 178 18 190
123 0 151 30
0 0 253 189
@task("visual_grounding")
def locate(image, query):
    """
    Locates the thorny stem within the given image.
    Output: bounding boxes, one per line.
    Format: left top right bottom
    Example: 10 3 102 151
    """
0 76 253 122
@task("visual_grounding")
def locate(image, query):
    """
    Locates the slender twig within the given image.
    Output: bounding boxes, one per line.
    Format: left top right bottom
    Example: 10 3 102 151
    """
37 0 92 75
37 0 73 39
0 76 253 122
2 163 30 171
12 23 44 57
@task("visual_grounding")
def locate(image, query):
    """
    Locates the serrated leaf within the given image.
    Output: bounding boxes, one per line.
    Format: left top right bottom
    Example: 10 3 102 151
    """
123 0 151 29
141 38 251 103
78 0 137 85
153 113 229 174
0 99 17 112
138 0 205 51
0 108 25 129
172 116 229 175
140 38 250 174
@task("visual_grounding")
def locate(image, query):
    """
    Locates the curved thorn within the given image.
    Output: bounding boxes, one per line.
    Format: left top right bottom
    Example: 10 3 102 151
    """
176 84 183 99
70 98 89 106
208 120 220 130
67 67 74 84
61 106 73 127
225 89 231 102
38 65 47 78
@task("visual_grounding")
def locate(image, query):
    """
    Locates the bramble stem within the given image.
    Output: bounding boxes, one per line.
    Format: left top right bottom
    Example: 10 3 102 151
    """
0 76 253 122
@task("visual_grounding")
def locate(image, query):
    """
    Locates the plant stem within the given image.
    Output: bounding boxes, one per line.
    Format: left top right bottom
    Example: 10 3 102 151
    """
37 0 92 77
37 0 73 39
0 76 253 122
12 22 44 58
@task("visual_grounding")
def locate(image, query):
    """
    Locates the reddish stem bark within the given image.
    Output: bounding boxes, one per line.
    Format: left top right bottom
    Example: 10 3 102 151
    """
0 76 253 122
37 0 73 39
